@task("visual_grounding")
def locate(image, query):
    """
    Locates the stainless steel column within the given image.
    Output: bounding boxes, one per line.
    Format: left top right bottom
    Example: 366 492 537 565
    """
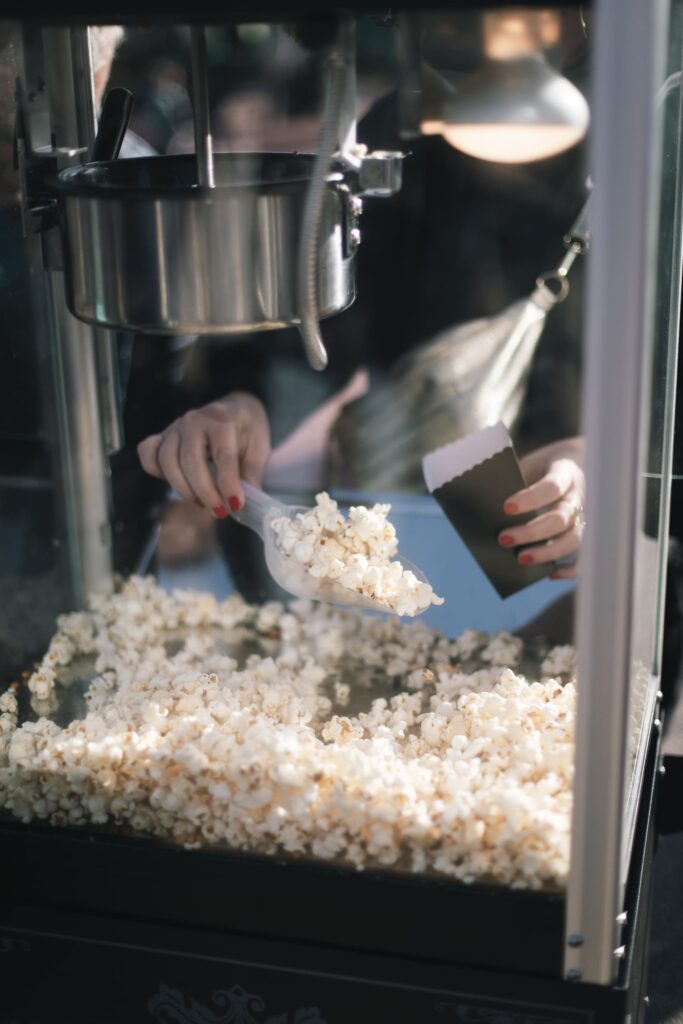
45 272 114 604
40 26 115 602
70 25 124 457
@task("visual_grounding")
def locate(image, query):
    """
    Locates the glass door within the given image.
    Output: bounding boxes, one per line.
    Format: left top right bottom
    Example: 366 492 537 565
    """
566 0 683 984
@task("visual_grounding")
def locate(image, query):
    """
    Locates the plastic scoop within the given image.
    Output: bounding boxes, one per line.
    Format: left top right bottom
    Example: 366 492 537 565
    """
231 482 434 615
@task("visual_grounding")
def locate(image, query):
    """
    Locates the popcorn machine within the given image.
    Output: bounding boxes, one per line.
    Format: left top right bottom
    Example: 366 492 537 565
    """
0 1 681 1022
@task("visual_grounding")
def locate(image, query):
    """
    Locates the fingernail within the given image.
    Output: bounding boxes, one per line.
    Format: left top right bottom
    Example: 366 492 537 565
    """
194 499 204 509
550 572 560 580
519 554 534 565
504 501 518 515
213 505 228 519
499 534 515 547
229 496 241 512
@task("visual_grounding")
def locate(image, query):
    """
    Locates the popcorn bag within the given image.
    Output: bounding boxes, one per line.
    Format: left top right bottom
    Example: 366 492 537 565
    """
423 422 552 598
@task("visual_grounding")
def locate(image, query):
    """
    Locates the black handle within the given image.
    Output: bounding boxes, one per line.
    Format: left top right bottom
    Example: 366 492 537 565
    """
92 87 134 162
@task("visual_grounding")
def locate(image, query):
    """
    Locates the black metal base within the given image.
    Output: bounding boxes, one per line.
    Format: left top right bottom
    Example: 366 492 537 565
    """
0 729 659 1024
0 822 565 975
0 902 644 1024
656 754 683 833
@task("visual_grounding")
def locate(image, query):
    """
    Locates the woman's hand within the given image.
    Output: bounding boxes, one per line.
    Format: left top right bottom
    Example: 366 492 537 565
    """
137 392 270 518
498 437 585 580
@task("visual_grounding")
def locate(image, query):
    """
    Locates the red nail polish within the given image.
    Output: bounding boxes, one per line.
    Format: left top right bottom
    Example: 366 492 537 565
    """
194 499 204 509
499 534 515 547
519 554 534 565
504 501 518 515
229 496 241 512
213 505 228 519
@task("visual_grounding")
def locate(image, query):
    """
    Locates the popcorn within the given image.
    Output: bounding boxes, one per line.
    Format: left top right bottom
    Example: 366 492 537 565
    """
0 690 17 720
541 645 577 680
27 667 56 701
271 493 444 617
0 576 577 891
451 629 487 661
334 682 351 707
0 690 18 754
481 632 523 668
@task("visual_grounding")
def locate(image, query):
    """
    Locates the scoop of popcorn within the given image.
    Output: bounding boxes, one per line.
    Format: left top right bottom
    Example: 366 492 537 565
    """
271 493 443 617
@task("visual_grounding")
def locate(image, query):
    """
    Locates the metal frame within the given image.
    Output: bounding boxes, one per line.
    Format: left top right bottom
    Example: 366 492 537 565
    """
652 65 683 682
565 0 669 985
624 49 683 886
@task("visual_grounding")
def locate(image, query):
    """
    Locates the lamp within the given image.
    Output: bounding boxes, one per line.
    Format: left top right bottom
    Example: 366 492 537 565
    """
421 10 590 164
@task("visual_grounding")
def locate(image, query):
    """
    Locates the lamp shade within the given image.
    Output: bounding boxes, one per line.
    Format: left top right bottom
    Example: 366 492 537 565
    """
423 54 589 164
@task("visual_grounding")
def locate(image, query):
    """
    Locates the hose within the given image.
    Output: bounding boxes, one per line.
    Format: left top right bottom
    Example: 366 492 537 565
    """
297 50 347 371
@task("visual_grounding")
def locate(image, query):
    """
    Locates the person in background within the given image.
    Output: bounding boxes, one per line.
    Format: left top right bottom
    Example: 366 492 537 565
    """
91 26 157 158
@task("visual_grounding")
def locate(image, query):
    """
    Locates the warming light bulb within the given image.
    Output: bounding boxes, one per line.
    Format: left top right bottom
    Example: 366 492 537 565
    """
422 54 589 165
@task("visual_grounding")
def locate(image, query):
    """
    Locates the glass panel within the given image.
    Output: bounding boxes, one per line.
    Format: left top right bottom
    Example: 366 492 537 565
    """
0 10 626 904
5 4 679 989
0 23 81 685
622 0 683 874
1 12 591 890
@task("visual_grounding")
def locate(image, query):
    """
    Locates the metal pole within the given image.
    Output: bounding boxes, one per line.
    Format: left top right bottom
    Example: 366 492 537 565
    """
38 26 115 601
335 17 357 161
69 26 97 154
564 0 667 985
45 273 114 604
190 26 215 188
69 24 124 456
43 26 80 148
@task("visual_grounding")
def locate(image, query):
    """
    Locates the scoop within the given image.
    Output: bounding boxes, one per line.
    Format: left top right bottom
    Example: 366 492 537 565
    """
231 482 433 615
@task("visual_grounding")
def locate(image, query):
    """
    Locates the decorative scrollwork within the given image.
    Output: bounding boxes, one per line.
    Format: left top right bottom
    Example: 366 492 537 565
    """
434 1003 575 1024
291 1012 327 1024
147 983 327 1024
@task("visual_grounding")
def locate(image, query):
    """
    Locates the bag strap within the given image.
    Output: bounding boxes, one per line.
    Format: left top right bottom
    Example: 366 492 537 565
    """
564 190 592 255
531 186 592 311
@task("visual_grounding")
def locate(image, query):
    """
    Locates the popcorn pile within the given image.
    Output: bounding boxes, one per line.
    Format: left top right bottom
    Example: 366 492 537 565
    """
270 492 444 617
1 577 576 890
